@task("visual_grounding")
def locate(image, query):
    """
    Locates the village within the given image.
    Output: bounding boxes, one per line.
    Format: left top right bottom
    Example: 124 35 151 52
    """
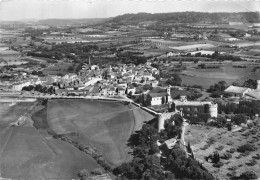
1 7 260 180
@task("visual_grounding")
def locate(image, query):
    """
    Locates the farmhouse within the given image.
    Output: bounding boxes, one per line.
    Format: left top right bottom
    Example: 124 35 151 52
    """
224 85 251 98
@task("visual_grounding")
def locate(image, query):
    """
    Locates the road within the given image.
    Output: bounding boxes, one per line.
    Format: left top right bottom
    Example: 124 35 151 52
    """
0 93 133 103
181 120 189 146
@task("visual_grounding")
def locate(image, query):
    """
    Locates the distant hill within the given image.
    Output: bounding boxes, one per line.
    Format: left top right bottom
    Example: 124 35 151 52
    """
37 18 110 26
109 12 260 24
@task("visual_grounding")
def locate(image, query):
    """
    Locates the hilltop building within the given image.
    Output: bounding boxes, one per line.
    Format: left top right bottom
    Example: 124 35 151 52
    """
169 95 218 118
147 87 172 106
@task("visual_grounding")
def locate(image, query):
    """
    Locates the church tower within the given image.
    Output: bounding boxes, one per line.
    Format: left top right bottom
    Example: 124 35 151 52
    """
167 86 172 102
257 80 260 90
88 56 91 66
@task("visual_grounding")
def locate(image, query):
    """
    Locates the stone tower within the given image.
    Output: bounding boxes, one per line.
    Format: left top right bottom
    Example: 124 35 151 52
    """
257 80 260 90
167 86 172 102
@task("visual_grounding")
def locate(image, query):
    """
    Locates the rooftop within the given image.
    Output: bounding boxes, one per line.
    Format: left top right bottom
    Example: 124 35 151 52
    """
149 92 168 98
225 85 250 94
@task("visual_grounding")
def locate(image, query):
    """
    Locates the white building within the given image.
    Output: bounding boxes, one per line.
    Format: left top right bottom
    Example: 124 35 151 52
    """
12 82 31 92
224 85 251 98
148 87 172 106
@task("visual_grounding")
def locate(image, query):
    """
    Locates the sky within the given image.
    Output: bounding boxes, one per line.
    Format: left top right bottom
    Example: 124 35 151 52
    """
0 0 259 21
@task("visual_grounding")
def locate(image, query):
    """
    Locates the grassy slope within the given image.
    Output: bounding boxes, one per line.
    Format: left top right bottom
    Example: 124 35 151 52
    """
47 99 136 166
129 103 155 131
47 100 155 166
0 102 100 179
0 102 34 124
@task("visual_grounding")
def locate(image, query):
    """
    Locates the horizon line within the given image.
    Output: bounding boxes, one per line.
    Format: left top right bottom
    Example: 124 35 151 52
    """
0 11 259 22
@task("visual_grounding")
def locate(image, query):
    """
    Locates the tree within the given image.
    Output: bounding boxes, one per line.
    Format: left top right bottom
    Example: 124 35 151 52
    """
237 143 257 153
198 63 206 69
78 169 90 179
239 171 258 180
31 70 38 75
68 66 74 72
194 59 199 64
216 116 227 127
211 152 220 163
232 114 246 125
227 123 232 131
243 79 257 89
91 168 103 175
166 145 214 179
166 74 182 86
187 142 194 157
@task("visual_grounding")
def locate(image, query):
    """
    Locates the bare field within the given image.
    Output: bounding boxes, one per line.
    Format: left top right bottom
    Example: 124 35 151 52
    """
47 99 154 166
0 102 34 125
0 102 101 179
185 124 260 179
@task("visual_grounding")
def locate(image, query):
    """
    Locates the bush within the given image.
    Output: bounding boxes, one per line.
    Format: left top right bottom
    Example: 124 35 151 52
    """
237 143 257 153
226 141 234 145
207 137 216 145
220 152 232 160
228 166 237 171
252 154 260 160
212 162 224 168
246 159 257 166
239 171 258 179
78 169 90 178
228 148 236 153
91 168 103 175
216 145 224 151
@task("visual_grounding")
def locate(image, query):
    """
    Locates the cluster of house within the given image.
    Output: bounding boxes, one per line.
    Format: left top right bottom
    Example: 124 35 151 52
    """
0 62 161 98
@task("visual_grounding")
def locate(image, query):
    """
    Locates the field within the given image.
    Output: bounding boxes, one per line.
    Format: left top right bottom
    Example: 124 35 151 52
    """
47 99 154 166
0 58 28 67
0 102 33 125
234 41 260 47
181 63 255 88
184 124 260 179
0 102 101 179
43 62 79 76
171 43 215 50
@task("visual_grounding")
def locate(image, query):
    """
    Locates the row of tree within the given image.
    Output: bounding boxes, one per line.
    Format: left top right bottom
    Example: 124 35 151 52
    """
22 84 55 94
217 100 260 117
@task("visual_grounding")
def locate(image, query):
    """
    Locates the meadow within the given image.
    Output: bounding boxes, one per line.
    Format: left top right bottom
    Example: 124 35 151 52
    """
181 63 255 88
47 99 154 166
43 62 79 76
